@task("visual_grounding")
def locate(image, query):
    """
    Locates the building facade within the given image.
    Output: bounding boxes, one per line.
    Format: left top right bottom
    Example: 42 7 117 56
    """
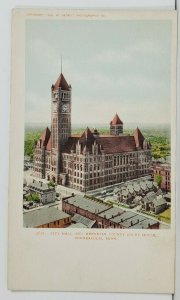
33 72 152 192
153 163 171 192
28 180 56 204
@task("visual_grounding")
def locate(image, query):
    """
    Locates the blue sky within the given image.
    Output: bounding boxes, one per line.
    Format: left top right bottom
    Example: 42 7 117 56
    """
26 19 172 125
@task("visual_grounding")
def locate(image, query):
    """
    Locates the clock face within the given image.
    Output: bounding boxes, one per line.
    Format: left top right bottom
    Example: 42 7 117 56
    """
62 104 69 113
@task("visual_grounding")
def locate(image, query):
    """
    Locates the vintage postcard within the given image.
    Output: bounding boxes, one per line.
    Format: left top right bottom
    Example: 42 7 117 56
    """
8 9 177 293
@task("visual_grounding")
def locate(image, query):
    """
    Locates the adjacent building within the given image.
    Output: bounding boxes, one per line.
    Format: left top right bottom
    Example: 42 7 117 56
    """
140 192 167 214
28 180 56 204
62 194 159 229
23 206 71 228
153 162 171 192
33 72 152 192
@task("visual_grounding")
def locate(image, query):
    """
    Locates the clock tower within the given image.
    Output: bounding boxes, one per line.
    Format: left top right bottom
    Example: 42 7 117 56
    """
51 72 71 180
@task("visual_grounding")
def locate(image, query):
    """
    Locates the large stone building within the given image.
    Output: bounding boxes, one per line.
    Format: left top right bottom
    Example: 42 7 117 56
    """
33 72 152 192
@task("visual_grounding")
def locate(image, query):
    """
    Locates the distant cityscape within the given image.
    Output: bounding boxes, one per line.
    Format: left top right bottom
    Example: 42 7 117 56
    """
23 71 171 229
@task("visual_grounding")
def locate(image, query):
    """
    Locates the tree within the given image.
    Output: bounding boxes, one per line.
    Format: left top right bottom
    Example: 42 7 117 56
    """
31 193 40 202
155 175 162 187
26 193 40 202
48 180 56 188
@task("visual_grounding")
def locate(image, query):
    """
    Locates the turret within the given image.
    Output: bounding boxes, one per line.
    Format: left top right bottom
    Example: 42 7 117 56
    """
110 113 123 135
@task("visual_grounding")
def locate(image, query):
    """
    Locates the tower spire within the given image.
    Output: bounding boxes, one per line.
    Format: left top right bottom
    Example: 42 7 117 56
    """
61 55 62 74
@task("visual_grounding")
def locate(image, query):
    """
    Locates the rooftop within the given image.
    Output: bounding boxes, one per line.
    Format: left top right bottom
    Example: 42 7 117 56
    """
111 211 137 224
98 207 124 219
72 214 96 228
63 195 160 229
23 207 70 228
153 196 167 207
52 73 70 91
119 215 146 228
29 180 54 192
110 113 123 125
68 223 87 228
131 218 159 229
64 195 111 214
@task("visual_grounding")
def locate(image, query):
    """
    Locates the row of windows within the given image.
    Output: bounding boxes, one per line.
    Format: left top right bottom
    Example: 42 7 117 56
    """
33 168 42 173
61 117 69 123
34 163 43 168
34 150 42 155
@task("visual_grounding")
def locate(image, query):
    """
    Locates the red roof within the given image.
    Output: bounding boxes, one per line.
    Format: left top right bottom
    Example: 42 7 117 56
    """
96 136 136 154
80 127 95 142
63 137 79 153
110 113 123 125
46 135 52 151
39 127 51 148
79 127 97 152
63 132 137 154
133 127 145 148
52 73 70 91
36 126 147 154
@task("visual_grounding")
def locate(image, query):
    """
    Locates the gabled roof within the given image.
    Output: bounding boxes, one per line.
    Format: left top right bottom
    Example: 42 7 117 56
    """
110 113 123 125
79 127 97 153
153 196 167 207
79 127 95 143
39 127 51 148
72 214 96 228
63 136 79 153
64 195 110 214
23 207 70 228
63 133 137 154
29 180 54 191
46 135 52 151
52 73 70 91
134 127 145 148
96 135 136 153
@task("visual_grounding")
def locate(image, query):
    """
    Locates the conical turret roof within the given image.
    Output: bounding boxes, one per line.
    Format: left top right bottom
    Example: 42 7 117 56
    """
110 113 123 125
52 73 70 91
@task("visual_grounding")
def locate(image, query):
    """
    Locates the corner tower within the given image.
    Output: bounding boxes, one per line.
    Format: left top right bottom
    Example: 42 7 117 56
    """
51 72 71 180
110 113 123 135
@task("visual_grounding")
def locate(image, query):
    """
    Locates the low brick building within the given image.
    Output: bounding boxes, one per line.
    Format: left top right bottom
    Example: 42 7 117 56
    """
23 206 71 228
62 195 159 229
153 163 171 192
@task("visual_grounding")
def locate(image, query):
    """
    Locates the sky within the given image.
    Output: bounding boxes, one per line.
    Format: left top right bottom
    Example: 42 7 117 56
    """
26 19 172 126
